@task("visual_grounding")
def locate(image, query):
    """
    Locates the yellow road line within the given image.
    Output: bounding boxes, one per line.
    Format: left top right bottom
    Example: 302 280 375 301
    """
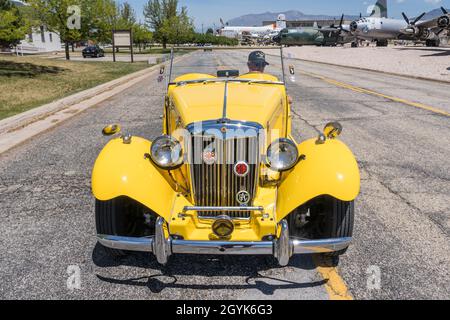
313 255 353 300
299 70 450 117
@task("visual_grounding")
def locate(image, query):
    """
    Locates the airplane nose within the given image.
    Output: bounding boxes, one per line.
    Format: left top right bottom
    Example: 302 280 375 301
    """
350 21 358 32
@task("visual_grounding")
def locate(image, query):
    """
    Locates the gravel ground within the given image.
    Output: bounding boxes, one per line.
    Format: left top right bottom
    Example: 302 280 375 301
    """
0 50 449 300
266 45 450 82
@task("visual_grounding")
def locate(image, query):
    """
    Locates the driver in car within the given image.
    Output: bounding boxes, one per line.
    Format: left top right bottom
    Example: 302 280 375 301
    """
247 50 293 105
247 51 269 73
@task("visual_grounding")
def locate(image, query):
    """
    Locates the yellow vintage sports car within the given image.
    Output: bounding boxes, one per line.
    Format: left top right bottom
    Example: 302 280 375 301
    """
92 48 360 266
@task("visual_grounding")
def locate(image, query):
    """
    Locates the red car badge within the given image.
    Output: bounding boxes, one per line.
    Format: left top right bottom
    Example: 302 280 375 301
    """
234 161 249 177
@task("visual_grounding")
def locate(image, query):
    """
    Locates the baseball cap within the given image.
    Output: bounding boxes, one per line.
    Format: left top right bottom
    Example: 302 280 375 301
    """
248 51 269 66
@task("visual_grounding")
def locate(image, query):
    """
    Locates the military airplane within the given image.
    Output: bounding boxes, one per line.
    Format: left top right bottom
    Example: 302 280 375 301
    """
218 14 287 39
350 1 449 47
273 15 355 47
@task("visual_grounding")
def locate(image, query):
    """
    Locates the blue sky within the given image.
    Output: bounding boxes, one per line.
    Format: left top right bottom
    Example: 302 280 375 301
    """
127 0 450 29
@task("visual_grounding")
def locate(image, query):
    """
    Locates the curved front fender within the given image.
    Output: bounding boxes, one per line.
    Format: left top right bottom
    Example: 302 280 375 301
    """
91 137 176 221
276 138 360 221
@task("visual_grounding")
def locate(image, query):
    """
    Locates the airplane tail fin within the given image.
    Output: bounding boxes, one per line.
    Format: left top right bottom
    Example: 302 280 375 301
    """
276 14 287 29
369 0 388 18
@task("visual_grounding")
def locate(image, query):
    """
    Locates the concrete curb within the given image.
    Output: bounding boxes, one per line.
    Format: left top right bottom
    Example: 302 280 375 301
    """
0 67 151 135
0 53 192 155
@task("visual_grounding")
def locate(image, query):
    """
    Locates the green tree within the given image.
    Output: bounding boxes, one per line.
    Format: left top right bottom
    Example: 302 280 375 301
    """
133 23 153 52
0 0 28 48
143 0 194 48
25 0 85 60
192 33 238 46
83 0 118 44
116 2 136 29
25 0 121 59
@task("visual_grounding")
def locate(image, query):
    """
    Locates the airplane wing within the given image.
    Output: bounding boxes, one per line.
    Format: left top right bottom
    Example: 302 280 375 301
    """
415 17 442 29
318 27 338 32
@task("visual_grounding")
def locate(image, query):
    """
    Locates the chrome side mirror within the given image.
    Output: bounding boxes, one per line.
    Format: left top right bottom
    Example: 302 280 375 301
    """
102 124 121 136
323 122 343 139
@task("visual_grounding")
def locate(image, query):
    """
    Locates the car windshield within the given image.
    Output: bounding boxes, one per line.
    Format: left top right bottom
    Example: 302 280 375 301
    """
166 47 289 86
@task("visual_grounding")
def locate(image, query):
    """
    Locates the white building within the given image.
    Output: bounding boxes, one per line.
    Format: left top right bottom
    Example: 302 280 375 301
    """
11 1 62 54
16 26 62 54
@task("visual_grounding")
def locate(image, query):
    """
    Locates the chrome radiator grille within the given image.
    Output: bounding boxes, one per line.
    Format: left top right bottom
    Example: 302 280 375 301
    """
189 131 260 219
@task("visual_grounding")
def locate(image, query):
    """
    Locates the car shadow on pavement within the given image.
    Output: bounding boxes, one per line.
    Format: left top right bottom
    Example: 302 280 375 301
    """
394 47 450 57
92 243 327 295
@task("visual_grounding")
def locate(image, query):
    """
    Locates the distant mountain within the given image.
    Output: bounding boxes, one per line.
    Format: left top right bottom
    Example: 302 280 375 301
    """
226 10 359 26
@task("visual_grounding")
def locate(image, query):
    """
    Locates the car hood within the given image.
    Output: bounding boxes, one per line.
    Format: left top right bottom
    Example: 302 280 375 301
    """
168 74 286 127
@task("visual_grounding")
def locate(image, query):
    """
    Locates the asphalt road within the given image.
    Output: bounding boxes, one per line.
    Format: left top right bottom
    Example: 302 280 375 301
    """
0 50 449 300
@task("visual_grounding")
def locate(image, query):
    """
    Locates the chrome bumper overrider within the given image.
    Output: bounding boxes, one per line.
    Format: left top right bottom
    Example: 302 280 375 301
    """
97 218 352 266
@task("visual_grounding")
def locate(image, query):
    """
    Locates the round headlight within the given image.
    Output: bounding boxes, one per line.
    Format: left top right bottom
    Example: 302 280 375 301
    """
150 135 183 169
266 138 299 172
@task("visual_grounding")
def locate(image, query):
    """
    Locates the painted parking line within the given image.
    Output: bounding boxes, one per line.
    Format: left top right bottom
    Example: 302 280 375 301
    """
298 70 450 117
313 255 353 300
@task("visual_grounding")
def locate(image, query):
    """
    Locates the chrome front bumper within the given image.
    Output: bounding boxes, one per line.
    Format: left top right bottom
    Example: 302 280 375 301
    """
97 218 352 266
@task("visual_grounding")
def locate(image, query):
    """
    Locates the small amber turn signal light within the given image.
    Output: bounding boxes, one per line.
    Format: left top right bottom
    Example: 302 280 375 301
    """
323 122 343 139
102 124 121 136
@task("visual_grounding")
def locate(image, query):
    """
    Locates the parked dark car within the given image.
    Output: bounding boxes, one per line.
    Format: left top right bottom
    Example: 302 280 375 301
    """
82 45 105 58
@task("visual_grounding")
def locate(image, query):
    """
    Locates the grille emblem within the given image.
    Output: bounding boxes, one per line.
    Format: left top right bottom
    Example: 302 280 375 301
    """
202 150 216 165
236 191 250 205
234 161 249 177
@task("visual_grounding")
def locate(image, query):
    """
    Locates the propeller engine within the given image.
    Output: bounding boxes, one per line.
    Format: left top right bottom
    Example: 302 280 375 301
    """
337 14 346 33
432 7 449 36
401 12 426 36
272 34 281 44
437 15 450 29
419 28 431 40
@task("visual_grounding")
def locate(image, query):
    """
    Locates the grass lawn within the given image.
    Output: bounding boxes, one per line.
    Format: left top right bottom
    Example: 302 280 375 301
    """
0 55 150 120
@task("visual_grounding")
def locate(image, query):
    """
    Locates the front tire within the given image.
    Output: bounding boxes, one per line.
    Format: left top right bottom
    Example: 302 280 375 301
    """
288 197 355 258
321 199 354 257
95 199 128 257
95 197 157 257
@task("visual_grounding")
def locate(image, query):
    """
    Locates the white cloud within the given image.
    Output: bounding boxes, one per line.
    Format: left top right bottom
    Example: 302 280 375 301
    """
424 0 442 4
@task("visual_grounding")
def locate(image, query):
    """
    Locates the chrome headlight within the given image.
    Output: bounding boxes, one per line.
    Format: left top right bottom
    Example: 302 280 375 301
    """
150 135 183 169
266 138 299 172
